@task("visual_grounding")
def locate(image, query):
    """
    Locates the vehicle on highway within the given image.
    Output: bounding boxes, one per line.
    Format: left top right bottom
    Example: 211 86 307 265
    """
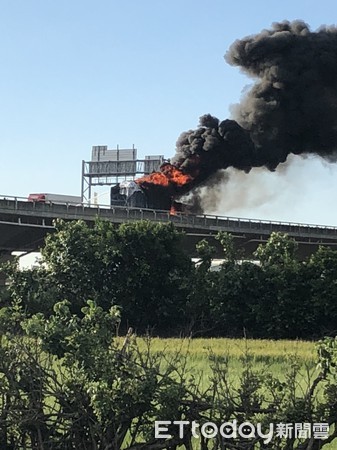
28 193 82 204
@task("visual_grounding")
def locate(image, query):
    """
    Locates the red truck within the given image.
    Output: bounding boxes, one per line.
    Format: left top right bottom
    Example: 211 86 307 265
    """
28 193 82 204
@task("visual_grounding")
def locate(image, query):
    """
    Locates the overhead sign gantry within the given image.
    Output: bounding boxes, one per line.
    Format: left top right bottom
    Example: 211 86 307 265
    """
81 145 164 203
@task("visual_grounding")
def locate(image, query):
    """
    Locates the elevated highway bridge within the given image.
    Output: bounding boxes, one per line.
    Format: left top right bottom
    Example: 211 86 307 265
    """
0 196 337 261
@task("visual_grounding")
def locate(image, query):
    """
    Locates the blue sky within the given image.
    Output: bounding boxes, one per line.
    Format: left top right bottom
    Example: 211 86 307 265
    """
2 0 337 224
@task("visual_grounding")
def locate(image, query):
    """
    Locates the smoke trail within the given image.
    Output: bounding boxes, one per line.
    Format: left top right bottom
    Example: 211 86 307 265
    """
140 21 337 212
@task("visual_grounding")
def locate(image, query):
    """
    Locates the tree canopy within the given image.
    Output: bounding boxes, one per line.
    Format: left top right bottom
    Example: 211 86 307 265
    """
2 223 337 339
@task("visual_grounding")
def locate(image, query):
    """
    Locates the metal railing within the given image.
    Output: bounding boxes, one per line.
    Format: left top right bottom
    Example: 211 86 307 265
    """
0 195 337 237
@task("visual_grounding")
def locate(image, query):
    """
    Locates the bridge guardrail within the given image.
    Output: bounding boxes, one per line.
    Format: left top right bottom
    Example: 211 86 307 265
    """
0 195 337 237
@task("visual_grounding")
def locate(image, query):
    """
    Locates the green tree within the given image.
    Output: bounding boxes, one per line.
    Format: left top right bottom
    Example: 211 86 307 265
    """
209 233 263 337
3 219 193 334
216 231 239 265
307 246 337 335
0 300 194 449
254 233 313 339
183 239 216 336
2 262 58 316
40 219 121 312
254 231 298 267
107 220 193 333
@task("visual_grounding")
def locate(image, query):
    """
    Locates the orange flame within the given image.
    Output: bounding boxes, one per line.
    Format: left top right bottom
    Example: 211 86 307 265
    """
170 205 177 215
136 163 193 188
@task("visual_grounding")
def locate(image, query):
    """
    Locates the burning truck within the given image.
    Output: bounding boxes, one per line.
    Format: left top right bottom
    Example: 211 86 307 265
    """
110 162 194 213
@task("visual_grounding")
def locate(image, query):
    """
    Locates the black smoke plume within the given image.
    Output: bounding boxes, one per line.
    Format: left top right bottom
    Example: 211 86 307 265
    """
138 21 337 212
170 20 337 205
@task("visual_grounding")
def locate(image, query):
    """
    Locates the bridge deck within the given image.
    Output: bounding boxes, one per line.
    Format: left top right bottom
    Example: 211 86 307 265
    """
0 196 336 258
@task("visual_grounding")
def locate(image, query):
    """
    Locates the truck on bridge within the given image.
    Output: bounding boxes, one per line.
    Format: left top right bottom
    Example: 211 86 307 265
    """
28 193 82 204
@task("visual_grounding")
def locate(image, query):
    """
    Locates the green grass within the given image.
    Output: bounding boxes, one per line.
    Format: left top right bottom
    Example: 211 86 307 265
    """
129 337 317 385
134 337 315 360
137 338 337 449
118 337 336 449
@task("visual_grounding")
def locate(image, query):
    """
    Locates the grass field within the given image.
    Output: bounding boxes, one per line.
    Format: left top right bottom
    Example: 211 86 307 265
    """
135 337 316 361
123 338 337 449
130 337 317 386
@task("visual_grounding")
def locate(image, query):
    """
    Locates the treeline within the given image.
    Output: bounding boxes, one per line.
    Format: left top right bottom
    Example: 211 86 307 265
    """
2 219 337 339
